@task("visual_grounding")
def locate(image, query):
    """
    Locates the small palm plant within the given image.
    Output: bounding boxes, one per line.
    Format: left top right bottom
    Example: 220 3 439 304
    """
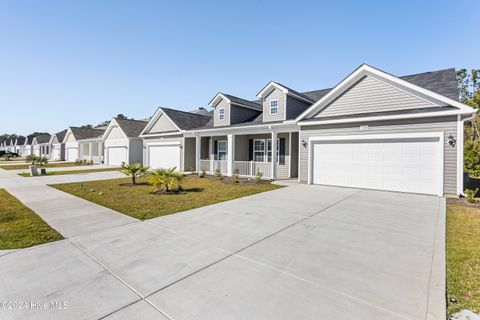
148 167 184 193
120 162 149 185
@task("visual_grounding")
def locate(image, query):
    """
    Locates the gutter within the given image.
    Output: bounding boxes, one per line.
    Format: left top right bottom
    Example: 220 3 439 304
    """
460 112 477 197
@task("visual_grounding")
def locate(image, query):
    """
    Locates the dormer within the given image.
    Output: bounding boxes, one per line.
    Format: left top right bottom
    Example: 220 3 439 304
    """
208 93 262 127
257 81 314 122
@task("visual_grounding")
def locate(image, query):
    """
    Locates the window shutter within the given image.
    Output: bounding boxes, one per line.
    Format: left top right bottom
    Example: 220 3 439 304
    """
248 139 253 161
214 140 218 159
279 138 286 165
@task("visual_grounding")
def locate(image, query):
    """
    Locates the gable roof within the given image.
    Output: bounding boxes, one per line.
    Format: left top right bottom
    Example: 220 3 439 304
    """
55 129 67 143
209 93 262 111
161 107 212 130
26 135 35 145
257 81 315 104
16 137 26 145
70 127 105 140
296 64 474 122
113 118 148 138
34 134 51 144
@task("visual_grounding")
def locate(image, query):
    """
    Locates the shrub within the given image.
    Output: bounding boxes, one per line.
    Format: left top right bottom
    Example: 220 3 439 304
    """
89 160 93 165
464 140 480 177
199 168 206 178
188 166 195 173
232 169 239 184
38 157 48 166
120 163 149 185
26 154 37 163
255 169 263 183
215 168 223 180
465 188 479 203
148 167 184 193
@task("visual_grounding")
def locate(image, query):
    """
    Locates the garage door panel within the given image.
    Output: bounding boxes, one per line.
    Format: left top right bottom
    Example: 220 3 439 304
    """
149 145 180 170
107 147 127 166
312 137 441 195
66 148 77 162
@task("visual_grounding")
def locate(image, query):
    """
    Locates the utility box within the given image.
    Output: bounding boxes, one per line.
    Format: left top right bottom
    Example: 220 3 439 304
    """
29 165 38 176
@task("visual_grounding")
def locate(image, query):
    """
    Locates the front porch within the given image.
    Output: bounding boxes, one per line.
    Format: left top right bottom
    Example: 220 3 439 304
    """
187 131 299 180
78 140 104 164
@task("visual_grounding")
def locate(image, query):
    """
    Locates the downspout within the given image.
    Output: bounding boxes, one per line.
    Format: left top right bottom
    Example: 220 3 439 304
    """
460 112 477 197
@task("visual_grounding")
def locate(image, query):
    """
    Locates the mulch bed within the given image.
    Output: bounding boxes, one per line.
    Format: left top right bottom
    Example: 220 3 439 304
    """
447 197 480 208
188 173 271 185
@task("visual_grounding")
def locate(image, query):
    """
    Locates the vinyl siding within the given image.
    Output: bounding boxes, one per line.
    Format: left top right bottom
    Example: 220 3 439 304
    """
315 76 437 118
263 88 285 122
299 116 458 195
183 137 196 170
129 139 144 164
149 113 179 133
290 132 299 178
214 99 230 127
230 104 260 124
286 96 311 120
105 124 127 140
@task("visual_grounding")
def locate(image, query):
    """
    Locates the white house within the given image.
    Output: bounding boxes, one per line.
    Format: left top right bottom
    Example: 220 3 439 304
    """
49 129 67 161
31 134 51 158
63 127 106 163
102 118 148 166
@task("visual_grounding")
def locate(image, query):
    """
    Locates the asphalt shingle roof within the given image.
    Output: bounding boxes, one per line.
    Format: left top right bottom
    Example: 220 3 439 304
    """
70 127 105 140
26 136 35 145
16 137 26 145
222 94 262 110
54 130 67 143
35 134 51 144
160 107 212 130
114 118 148 138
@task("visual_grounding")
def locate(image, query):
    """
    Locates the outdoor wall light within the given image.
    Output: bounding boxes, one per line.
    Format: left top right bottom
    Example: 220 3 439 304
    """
448 134 456 148
302 139 308 148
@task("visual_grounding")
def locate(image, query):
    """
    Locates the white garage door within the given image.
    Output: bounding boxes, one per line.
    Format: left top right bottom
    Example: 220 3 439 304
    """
311 135 442 195
51 149 61 160
107 147 127 166
66 148 77 162
148 145 181 170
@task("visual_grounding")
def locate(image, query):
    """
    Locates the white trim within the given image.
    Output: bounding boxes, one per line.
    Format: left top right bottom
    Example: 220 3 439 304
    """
257 81 313 104
270 99 279 115
209 93 231 107
299 110 472 127
307 132 444 196
218 108 225 121
296 64 475 121
140 107 182 137
217 140 227 160
457 115 463 195
288 132 292 178
145 142 182 169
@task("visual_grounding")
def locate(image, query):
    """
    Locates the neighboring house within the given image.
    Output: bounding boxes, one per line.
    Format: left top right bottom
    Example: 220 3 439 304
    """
102 118 148 166
15 137 26 155
32 134 51 158
49 129 67 161
140 107 211 170
63 127 106 163
23 136 35 157
141 64 476 196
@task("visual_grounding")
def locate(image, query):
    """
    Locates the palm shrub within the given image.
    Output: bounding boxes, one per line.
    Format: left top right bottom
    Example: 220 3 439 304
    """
148 167 184 193
120 162 149 185
26 154 37 163
255 169 264 183
38 157 48 166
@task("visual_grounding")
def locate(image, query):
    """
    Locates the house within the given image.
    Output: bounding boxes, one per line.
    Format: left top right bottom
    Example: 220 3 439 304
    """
141 64 475 196
63 127 106 163
102 118 148 166
49 129 67 160
15 137 26 155
23 135 35 157
140 107 211 170
32 134 51 158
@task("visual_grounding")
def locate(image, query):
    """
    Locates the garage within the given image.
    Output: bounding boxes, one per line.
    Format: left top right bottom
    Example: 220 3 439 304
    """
51 148 61 161
148 144 181 170
107 147 127 166
66 148 78 162
309 134 443 195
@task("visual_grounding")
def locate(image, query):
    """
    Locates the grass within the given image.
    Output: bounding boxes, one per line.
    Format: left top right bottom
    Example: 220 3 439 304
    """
0 162 79 170
18 167 119 177
446 204 480 315
51 176 282 220
0 189 63 249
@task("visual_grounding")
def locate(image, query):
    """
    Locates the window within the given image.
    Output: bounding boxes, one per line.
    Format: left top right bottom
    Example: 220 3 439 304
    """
218 108 225 121
267 139 280 164
217 140 227 160
253 139 265 162
270 99 278 115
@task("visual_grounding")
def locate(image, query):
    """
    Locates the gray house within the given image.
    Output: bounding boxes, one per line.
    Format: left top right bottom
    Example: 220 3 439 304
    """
141 64 476 196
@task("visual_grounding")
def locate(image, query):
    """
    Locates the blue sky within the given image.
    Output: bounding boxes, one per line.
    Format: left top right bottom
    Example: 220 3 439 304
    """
0 0 478 135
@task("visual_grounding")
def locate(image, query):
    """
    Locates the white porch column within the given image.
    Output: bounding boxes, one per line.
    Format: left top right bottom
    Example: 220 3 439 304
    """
89 142 93 161
79 143 83 161
195 135 201 172
209 136 213 173
271 131 277 180
227 134 235 176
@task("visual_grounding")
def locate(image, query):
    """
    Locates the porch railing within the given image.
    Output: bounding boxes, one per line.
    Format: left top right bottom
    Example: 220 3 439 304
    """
199 160 228 175
233 161 272 179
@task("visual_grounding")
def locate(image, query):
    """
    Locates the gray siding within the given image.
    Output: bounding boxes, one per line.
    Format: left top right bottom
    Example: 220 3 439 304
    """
230 104 260 124
214 99 230 127
286 96 311 120
129 138 144 164
184 137 196 170
299 116 458 195
316 76 437 118
290 132 299 178
263 88 286 122
149 113 179 133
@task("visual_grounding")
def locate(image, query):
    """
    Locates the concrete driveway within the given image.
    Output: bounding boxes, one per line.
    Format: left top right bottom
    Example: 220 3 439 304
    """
0 184 445 320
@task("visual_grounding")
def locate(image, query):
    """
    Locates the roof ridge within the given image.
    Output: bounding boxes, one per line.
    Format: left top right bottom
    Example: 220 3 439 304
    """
161 107 212 118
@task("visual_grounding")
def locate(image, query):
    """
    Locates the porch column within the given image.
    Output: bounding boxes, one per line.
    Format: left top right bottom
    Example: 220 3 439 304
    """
208 136 213 173
79 143 83 161
271 131 277 180
195 135 201 172
227 134 235 176
89 142 93 161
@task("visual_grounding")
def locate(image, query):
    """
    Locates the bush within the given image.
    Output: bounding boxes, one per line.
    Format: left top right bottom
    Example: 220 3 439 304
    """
26 154 37 163
465 188 479 203
199 168 206 178
255 169 263 183
38 157 48 166
464 140 480 177
148 167 184 193
215 168 223 180
188 166 195 173
232 169 239 184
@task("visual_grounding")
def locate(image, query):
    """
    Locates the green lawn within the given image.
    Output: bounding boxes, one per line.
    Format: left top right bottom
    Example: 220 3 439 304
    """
51 176 282 220
0 189 63 249
0 162 79 170
446 204 480 315
18 167 119 177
